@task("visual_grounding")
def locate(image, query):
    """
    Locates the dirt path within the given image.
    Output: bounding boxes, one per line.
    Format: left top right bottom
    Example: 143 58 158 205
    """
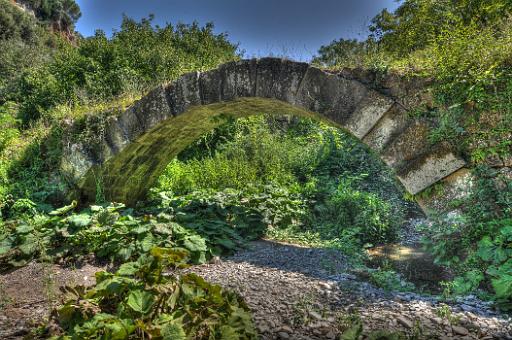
0 240 511 339
0 262 105 339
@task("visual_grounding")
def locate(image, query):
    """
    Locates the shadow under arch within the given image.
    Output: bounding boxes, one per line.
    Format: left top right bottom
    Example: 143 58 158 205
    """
71 58 466 206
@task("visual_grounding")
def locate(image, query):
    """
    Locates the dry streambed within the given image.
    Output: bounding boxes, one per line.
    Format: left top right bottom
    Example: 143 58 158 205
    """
189 240 512 340
0 240 511 339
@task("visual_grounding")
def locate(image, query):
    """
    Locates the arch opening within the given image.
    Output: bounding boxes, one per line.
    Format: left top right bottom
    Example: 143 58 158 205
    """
81 98 357 204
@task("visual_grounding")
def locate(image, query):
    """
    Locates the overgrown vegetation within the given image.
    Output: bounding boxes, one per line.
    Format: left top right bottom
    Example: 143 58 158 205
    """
313 0 512 167
1 0 511 337
420 166 512 309
313 0 512 309
0 0 238 209
50 247 256 339
0 112 414 337
153 116 410 253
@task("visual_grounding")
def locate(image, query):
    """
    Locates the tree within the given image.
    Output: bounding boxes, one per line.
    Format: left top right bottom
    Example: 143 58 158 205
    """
0 0 39 41
20 0 81 32
369 0 512 56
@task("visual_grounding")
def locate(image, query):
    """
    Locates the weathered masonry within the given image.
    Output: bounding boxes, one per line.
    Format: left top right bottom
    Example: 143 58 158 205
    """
62 58 467 209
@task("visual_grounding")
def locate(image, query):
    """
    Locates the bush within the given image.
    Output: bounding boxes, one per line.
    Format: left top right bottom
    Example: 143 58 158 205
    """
155 116 408 250
322 180 398 245
8 15 238 125
421 166 512 308
0 200 257 268
50 247 256 339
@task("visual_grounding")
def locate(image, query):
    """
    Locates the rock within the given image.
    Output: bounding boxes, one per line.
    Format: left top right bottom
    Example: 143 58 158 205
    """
397 316 414 329
309 311 323 321
277 331 290 339
318 282 331 290
460 304 475 312
256 324 269 333
452 325 469 336
325 331 336 339
280 325 293 333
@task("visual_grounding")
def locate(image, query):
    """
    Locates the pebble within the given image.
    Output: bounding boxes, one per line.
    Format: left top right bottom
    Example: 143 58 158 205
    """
397 316 414 329
452 325 469 336
277 331 289 339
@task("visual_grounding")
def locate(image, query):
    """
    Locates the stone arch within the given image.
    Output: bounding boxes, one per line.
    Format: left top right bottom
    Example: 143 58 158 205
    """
62 58 466 206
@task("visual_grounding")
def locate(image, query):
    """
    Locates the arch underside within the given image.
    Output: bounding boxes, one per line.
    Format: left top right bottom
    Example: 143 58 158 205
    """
73 58 466 206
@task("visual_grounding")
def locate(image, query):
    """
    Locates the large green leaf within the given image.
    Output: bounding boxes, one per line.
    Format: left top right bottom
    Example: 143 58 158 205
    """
15 223 34 234
161 320 187 340
476 236 495 262
117 262 140 276
492 275 512 299
183 235 207 252
140 234 157 252
103 317 135 340
0 239 12 255
126 290 155 314
18 234 39 255
341 321 363 340
67 214 92 228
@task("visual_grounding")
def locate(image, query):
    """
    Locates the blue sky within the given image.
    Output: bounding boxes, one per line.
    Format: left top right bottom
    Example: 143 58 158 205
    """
75 0 399 61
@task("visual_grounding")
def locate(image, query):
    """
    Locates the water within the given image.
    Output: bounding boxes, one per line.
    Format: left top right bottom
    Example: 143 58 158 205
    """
367 243 452 294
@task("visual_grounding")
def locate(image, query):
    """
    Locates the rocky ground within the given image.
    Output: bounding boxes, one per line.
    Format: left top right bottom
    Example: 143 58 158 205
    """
0 239 511 339
189 240 512 340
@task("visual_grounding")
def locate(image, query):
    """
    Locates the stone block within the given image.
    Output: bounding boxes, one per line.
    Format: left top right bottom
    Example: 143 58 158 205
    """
166 71 201 115
255 58 309 103
295 66 368 125
363 104 409 152
221 59 258 100
397 148 466 194
416 168 472 212
344 90 394 139
380 120 432 167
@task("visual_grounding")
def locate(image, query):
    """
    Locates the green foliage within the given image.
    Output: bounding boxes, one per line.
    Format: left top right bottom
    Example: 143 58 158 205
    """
24 0 81 32
152 185 306 249
0 102 20 153
156 116 325 195
12 16 238 125
316 0 512 305
435 303 460 325
369 0 512 56
322 180 398 245
0 0 41 42
50 247 256 339
421 166 512 308
155 116 409 250
0 200 255 269
316 1 512 167
0 5 239 208
312 38 380 68
369 268 415 292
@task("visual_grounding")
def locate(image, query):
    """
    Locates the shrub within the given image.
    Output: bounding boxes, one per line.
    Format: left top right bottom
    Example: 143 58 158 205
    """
323 181 398 245
50 247 256 339
0 200 253 268
421 166 512 308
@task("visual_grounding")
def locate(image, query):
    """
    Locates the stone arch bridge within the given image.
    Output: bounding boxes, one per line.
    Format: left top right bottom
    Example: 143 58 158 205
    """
62 58 467 210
